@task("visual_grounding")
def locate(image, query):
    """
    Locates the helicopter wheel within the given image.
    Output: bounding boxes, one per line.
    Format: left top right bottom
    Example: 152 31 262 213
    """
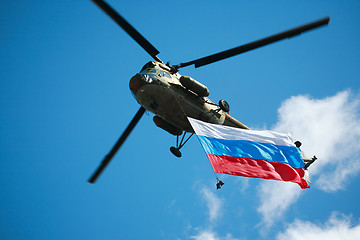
170 146 182 158
219 100 230 112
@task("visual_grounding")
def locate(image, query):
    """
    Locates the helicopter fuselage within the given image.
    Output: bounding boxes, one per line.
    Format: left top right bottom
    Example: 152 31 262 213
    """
129 61 249 134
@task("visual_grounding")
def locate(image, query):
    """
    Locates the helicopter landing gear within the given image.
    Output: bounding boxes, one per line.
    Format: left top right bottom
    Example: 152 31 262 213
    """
219 99 230 112
170 132 194 158
170 146 182 158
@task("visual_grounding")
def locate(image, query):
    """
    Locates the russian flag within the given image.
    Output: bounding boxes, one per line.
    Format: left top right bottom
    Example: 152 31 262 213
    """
188 117 310 189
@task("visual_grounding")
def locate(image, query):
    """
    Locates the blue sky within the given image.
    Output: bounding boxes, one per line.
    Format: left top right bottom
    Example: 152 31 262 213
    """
1 1 360 239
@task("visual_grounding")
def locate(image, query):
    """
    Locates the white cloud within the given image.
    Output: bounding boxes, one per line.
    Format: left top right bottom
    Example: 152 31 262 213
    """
257 90 360 227
257 181 301 228
190 187 241 240
191 230 219 240
276 212 360 240
273 90 360 191
200 187 223 223
191 230 240 240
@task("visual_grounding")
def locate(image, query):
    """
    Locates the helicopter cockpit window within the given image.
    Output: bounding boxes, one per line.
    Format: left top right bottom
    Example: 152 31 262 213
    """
142 73 158 83
140 68 157 74
159 71 171 79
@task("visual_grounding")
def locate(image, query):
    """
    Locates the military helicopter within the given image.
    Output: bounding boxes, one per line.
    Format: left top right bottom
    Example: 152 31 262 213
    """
88 0 330 183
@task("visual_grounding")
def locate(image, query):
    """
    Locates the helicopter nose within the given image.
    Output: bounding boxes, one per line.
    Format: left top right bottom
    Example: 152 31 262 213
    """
130 73 158 95
129 73 143 95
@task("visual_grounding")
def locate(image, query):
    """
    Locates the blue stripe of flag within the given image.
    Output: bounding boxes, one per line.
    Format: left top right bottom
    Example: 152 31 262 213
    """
197 136 305 169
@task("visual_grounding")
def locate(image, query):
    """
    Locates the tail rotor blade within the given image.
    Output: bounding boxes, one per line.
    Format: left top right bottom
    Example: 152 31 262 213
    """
88 107 146 184
92 0 161 62
180 17 330 68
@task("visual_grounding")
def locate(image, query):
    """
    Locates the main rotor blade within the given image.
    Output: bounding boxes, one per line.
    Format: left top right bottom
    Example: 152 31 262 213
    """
92 0 161 62
88 107 146 184
180 17 330 68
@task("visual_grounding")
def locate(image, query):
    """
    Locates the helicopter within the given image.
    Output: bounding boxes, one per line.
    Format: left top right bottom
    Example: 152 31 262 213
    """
88 0 330 183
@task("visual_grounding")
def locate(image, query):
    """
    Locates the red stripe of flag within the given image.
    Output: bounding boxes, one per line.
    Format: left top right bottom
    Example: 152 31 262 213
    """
207 154 310 189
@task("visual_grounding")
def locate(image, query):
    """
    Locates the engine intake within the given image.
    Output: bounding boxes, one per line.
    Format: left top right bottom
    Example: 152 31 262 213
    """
153 116 183 136
179 76 209 97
